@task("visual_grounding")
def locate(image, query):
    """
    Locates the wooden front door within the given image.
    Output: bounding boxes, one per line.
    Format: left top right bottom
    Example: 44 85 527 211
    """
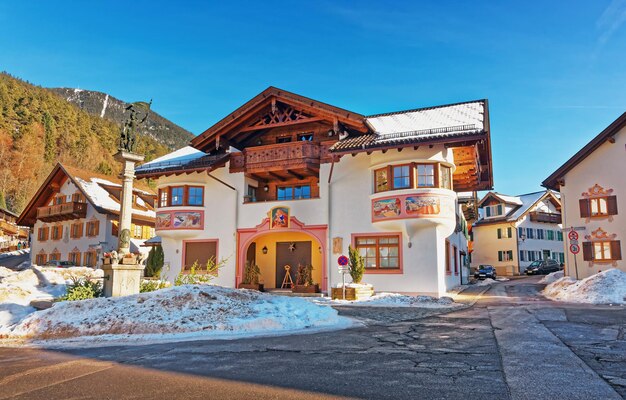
276 241 312 288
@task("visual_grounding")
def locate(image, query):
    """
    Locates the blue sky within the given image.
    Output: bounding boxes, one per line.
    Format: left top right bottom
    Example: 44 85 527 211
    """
1 1 625 195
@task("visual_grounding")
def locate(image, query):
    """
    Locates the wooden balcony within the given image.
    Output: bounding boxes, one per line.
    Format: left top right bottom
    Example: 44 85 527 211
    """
37 202 87 222
0 220 18 235
230 142 323 175
529 211 561 224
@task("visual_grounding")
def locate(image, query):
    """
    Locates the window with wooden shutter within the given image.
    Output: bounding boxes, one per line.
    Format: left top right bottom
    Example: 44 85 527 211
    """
579 199 590 218
610 240 621 260
607 196 618 216
582 241 593 261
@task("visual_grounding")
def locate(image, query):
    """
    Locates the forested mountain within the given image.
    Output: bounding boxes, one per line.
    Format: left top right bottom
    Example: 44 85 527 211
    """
51 88 194 150
0 73 188 214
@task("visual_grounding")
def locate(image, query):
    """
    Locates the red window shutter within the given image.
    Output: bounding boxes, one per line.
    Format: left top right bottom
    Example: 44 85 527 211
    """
607 196 618 216
579 199 590 218
610 240 622 261
582 242 593 261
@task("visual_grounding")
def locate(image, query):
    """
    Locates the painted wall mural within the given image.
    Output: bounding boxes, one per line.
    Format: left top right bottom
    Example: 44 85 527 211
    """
269 206 290 229
156 210 204 230
372 193 454 221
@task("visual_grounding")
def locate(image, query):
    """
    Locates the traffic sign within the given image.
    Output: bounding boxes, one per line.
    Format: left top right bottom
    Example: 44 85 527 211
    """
569 244 580 254
568 231 579 241
338 255 349 266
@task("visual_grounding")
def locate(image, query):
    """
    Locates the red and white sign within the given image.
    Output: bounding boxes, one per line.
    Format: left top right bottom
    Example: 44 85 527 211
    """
568 230 579 241
569 244 580 254
338 255 349 266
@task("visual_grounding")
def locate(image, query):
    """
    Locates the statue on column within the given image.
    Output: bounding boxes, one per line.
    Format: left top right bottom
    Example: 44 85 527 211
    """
120 100 152 153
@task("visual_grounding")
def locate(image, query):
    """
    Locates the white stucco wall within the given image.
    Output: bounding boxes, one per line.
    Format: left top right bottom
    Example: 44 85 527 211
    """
559 126 625 278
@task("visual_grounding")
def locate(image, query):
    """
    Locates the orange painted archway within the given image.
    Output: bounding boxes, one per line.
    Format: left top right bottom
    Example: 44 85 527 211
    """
237 217 328 291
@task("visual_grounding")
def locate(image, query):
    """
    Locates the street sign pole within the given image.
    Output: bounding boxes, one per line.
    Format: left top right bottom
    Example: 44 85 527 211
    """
568 227 580 280
337 255 350 300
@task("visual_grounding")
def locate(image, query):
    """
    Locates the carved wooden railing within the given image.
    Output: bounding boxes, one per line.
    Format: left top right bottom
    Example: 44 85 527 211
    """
230 141 323 173
37 202 87 222
529 211 561 224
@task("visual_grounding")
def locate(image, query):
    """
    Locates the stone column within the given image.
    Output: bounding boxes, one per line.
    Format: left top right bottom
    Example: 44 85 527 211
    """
102 150 145 297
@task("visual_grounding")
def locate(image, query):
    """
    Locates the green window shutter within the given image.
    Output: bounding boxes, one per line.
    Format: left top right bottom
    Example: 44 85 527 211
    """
497 228 502 239
497 204 503 215
507 227 512 238
507 250 513 260
498 251 503 262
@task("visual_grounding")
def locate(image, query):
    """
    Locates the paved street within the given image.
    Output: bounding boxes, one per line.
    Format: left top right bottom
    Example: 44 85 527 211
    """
0 253 29 269
0 277 624 399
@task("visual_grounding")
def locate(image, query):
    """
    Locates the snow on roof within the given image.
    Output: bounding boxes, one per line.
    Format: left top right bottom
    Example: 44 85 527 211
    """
366 100 485 137
74 177 155 219
493 193 523 206
137 146 206 172
506 191 548 221
331 100 486 152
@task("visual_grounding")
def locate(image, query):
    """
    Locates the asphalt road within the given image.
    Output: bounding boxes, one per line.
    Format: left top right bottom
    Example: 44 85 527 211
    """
0 253 29 269
0 277 624 400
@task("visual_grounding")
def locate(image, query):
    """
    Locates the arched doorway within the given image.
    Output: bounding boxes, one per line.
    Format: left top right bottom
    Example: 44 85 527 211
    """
237 217 328 291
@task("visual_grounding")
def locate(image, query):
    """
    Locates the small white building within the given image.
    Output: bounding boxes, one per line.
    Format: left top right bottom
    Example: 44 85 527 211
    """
543 112 625 279
472 190 563 275
17 163 156 267
135 87 494 296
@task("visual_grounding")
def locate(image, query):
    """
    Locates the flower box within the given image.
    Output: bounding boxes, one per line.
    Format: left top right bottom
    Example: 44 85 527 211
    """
239 283 265 292
331 284 374 300
292 284 320 294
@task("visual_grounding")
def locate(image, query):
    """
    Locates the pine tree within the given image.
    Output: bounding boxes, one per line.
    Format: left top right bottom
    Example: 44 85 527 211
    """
348 246 365 284
145 244 164 277
42 111 57 163
0 191 7 210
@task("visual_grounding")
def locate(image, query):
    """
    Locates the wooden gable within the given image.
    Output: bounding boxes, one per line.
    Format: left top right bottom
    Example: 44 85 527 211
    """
191 87 368 153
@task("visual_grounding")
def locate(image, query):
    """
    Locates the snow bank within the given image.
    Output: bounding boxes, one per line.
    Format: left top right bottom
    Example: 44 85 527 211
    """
7 285 351 343
543 269 626 305
311 292 461 308
0 267 102 334
474 278 497 286
539 271 564 284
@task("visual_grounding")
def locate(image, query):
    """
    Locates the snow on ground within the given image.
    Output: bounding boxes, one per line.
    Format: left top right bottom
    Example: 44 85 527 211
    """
310 292 462 308
473 278 497 286
543 269 626 305
0 267 102 335
4 285 352 346
539 271 564 285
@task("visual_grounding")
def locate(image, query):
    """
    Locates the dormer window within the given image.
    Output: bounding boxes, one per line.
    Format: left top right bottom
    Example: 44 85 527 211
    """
485 204 503 217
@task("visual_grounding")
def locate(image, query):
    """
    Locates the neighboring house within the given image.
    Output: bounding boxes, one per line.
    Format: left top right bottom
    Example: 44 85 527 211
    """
0 207 28 252
472 190 563 275
135 87 493 296
17 163 156 267
543 112 625 279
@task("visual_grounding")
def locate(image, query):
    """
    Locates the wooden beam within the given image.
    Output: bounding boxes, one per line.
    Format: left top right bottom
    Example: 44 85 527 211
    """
286 170 304 180
238 117 324 133
250 174 268 183
268 171 286 181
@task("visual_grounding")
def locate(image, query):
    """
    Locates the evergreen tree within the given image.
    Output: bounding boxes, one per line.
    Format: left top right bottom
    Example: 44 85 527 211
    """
42 111 57 163
0 191 7 210
145 244 164 277
348 245 365 284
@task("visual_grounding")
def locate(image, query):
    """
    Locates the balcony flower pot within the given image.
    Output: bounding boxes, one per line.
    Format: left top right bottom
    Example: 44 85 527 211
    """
292 284 320 294
239 283 265 292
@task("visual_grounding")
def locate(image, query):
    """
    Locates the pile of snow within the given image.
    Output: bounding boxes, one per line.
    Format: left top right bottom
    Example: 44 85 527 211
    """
5 285 351 343
0 267 102 334
539 271 564 284
543 269 626 305
312 292 461 308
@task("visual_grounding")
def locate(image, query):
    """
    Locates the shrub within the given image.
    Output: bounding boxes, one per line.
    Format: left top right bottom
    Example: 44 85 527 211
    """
348 246 365 284
58 277 103 301
295 264 314 286
140 279 169 293
144 245 164 278
175 257 226 286
242 260 261 285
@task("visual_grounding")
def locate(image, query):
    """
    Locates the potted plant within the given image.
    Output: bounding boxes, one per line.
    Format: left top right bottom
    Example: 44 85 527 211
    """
102 252 112 265
239 260 264 291
292 264 320 293
331 246 374 300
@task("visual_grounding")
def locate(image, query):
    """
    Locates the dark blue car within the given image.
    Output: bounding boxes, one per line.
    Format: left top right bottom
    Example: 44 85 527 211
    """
474 265 497 280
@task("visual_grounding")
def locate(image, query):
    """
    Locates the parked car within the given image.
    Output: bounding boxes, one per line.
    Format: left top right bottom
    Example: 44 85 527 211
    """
474 265 497 280
44 260 76 268
525 259 562 275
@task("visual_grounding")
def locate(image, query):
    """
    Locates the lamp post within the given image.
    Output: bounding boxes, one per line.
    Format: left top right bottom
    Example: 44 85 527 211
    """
101 101 151 297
